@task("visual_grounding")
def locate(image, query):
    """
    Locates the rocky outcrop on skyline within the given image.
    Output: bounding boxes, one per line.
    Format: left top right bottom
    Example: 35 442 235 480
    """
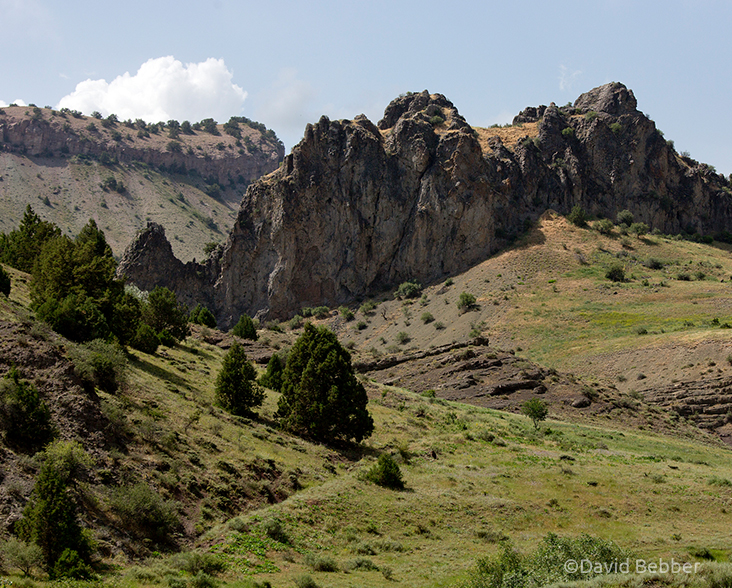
118 83 732 325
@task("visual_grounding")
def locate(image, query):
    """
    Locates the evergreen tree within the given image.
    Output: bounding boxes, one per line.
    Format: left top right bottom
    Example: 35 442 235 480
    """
17 444 92 574
141 286 190 342
0 205 61 272
0 368 55 453
258 353 284 391
0 265 10 297
189 303 217 328
277 324 374 443
232 313 257 340
215 342 264 416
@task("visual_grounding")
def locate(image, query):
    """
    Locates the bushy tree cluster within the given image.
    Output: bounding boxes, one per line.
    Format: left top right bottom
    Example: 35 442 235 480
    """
0 207 194 351
277 323 373 443
0 265 10 297
189 303 217 328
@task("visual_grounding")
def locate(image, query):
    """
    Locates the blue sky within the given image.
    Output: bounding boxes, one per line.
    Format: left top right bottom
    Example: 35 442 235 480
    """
2 0 731 175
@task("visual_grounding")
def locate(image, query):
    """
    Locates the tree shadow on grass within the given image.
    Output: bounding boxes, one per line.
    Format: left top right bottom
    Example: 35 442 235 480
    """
128 353 190 389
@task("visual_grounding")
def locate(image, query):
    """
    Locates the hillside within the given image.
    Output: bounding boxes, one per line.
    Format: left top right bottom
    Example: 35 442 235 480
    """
2 216 732 586
0 105 284 260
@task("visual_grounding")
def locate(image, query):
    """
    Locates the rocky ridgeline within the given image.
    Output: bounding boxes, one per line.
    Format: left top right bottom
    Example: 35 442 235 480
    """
118 83 732 325
0 106 284 186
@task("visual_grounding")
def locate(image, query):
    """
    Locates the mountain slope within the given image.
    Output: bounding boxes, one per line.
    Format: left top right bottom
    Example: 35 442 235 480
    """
0 106 284 260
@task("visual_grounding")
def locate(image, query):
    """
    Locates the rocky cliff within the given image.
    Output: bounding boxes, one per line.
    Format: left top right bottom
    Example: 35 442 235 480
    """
0 106 284 187
118 83 732 325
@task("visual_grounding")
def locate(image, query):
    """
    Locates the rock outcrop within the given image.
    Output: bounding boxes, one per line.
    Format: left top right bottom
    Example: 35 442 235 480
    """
118 84 732 325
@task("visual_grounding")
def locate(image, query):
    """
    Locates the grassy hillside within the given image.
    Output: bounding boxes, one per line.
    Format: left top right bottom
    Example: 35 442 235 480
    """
2 213 732 588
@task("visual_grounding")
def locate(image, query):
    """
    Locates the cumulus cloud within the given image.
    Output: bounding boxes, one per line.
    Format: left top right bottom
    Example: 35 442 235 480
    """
56 56 247 123
559 65 583 92
0 99 27 107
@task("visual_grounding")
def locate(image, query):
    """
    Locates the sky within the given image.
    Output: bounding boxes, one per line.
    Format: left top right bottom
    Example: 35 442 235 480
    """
1 0 731 175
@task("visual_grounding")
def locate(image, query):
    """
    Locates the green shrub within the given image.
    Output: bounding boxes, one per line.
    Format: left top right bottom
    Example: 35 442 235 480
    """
429 115 445 126
0 266 10 297
363 453 405 490
420 311 434 323
288 315 304 330
561 126 575 139
261 518 289 544
629 222 649 236
131 322 160 354
567 204 587 227
609 121 623 134
359 300 378 315
0 368 55 453
0 537 44 576
396 331 410 345
52 548 93 580
294 575 319 588
232 313 257 341
616 209 634 227
356 320 367 331
605 265 626 282
215 342 264 416
312 306 330 318
189 304 217 328
305 553 339 572
521 398 548 429
277 324 373 443
457 291 477 311
68 339 127 393
339 306 355 321
158 329 176 347
594 218 614 235
110 483 181 544
395 280 423 300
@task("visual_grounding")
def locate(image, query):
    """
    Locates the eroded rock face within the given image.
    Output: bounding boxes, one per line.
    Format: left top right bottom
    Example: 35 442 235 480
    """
118 84 732 325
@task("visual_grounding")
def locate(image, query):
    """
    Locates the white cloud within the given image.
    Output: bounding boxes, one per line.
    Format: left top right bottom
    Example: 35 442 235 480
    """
56 56 247 124
0 99 27 107
559 65 583 92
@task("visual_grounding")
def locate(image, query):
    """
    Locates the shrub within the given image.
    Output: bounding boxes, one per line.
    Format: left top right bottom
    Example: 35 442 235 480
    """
68 339 127 393
644 258 664 270
594 218 614 235
339 306 355 321
457 291 477 311
0 266 10 297
629 222 649 236
567 204 586 227
189 304 217 328
232 313 257 340
359 300 378 315
277 324 374 443
52 548 93 580
605 265 626 282
294 575 319 588
561 126 575 139
396 331 410 344
363 453 405 490
305 553 339 572
394 280 423 299
261 518 289 544
521 398 548 429
0 206 61 273
110 482 181 544
0 537 44 576
616 209 634 227
215 342 264 416
420 311 434 324
0 368 55 453
131 322 160 354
